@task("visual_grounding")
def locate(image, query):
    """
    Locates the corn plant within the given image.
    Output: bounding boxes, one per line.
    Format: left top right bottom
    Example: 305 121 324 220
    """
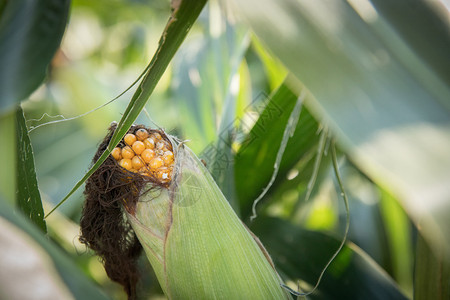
0 0 449 299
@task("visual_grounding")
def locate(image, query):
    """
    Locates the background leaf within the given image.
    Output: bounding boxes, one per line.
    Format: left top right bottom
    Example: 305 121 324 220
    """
223 0 450 255
171 4 249 210
0 198 109 300
414 233 450 300
251 217 408 300
0 0 70 113
369 0 449 83
0 110 16 204
172 6 249 152
2 0 427 298
235 81 322 219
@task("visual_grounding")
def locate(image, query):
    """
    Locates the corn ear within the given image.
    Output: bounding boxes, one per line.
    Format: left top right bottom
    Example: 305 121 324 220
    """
126 141 289 299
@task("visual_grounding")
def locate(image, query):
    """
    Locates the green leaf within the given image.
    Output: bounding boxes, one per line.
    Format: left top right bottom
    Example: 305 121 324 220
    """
414 233 450 300
171 4 249 210
172 5 249 153
251 36 287 91
128 143 289 299
0 198 109 300
248 86 305 221
15 106 46 232
252 217 408 300
0 110 16 204
379 190 413 295
369 0 449 83
235 81 321 218
109 0 207 150
223 0 450 253
46 0 207 217
0 0 70 113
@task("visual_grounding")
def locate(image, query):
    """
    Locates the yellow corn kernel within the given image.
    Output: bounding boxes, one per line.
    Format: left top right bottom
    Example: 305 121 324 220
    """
144 138 155 149
135 128 150 141
163 151 174 165
124 133 137 146
122 146 135 159
119 158 133 170
111 147 122 161
149 157 163 169
132 156 145 170
132 141 145 155
141 149 155 163
150 132 162 141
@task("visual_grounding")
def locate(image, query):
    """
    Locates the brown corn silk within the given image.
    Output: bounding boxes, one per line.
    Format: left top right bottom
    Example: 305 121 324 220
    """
79 124 171 299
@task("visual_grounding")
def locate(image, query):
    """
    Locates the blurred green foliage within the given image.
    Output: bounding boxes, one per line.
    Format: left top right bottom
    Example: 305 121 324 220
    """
1 0 449 299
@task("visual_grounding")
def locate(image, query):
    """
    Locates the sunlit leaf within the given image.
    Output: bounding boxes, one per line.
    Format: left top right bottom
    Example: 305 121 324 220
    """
223 0 450 252
172 6 248 152
235 81 321 218
379 189 413 295
251 36 287 90
171 3 249 210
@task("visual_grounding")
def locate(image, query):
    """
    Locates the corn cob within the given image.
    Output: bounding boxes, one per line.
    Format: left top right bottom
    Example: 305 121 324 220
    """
80 124 289 300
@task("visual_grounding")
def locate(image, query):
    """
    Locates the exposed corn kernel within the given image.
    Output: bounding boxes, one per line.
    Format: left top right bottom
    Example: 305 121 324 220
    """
119 158 133 170
122 146 135 159
150 132 162 141
132 156 145 169
144 138 155 149
135 128 149 141
163 151 174 165
132 141 145 155
111 147 122 160
124 133 137 146
141 149 155 163
111 127 174 182
149 157 163 169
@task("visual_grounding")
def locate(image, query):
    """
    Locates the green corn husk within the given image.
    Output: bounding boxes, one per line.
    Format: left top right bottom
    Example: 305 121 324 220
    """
126 138 290 299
